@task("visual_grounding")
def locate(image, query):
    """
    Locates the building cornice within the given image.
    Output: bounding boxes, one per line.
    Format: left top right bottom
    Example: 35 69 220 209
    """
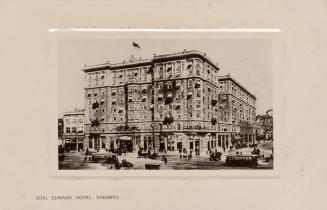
218 75 256 99
82 50 220 73
84 76 220 90
219 93 256 109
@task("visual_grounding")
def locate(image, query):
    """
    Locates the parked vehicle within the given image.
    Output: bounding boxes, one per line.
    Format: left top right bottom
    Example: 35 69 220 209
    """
209 151 222 161
121 159 133 168
251 148 261 156
225 154 258 167
91 151 114 161
145 164 160 170
148 153 158 160
137 151 158 159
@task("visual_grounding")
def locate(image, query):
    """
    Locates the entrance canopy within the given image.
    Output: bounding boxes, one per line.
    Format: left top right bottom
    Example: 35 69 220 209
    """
232 134 241 140
118 136 132 141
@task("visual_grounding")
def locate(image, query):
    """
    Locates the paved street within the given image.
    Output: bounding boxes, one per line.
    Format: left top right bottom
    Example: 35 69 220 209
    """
59 149 273 170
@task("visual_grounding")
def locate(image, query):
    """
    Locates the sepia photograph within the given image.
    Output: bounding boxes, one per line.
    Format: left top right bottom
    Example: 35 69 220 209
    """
58 38 274 170
2 0 327 209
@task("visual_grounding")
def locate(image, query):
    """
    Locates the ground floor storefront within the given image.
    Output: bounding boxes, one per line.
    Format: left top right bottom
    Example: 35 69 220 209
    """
62 135 84 152
66 131 256 155
82 132 253 156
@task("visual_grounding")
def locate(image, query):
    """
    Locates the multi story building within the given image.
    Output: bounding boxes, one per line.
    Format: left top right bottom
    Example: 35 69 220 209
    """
58 117 64 147
62 109 85 151
218 74 257 147
83 50 222 155
256 109 273 140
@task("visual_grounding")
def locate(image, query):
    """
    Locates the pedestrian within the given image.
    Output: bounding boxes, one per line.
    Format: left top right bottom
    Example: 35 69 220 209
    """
162 155 167 165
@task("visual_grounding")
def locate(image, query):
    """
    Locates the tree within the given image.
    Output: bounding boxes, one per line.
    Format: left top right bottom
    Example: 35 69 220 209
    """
163 116 174 125
92 101 99 109
91 119 100 127
211 117 217 125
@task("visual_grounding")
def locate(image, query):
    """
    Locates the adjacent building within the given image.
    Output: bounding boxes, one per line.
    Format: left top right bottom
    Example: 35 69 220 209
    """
83 50 224 155
256 109 273 140
62 109 85 151
58 117 64 147
218 74 257 147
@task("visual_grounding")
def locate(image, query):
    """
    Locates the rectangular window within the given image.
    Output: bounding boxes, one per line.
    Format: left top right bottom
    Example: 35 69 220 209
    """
66 127 70 133
196 90 201 98
167 65 172 78
175 61 181 76
72 127 76 133
158 82 163 90
167 82 172 90
158 65 163 79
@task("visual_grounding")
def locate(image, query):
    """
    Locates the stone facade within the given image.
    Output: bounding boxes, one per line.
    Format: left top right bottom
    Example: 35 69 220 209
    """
255 109 273 140
62 109 85 151
83 50 256 154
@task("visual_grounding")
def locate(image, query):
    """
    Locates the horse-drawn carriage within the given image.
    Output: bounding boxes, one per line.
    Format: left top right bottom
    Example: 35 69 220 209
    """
137 150 158 160
209 151 222 161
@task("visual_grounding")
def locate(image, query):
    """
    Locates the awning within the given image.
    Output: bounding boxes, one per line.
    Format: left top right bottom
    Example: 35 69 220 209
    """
232 133 241 140
118 136 132 141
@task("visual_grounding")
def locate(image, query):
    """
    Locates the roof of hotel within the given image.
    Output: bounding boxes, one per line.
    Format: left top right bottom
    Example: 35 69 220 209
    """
218 74 256 99
82 50 220 72
63 109 84 116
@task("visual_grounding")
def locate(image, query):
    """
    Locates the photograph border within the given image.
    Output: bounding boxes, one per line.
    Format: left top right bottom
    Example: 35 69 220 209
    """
46 29 284 178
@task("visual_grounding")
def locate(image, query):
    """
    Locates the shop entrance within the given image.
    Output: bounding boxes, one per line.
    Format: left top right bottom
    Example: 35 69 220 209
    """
177 142 182 150
119 140 133 152
118 136 133 153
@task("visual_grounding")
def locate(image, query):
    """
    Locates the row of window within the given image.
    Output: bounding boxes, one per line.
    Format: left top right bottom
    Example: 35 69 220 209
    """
156 59 219 85
64 118 83 124
65 127 83 133
219 81 256 105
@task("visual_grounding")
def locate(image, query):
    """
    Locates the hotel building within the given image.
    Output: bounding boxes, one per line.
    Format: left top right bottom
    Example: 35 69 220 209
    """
82 50 256 154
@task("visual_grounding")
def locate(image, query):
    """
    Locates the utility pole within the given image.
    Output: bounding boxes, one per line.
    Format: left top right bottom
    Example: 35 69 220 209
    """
150 64 156 153
151 87 155 153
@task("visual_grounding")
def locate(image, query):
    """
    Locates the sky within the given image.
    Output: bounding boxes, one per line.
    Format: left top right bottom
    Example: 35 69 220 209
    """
58 38 272 115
